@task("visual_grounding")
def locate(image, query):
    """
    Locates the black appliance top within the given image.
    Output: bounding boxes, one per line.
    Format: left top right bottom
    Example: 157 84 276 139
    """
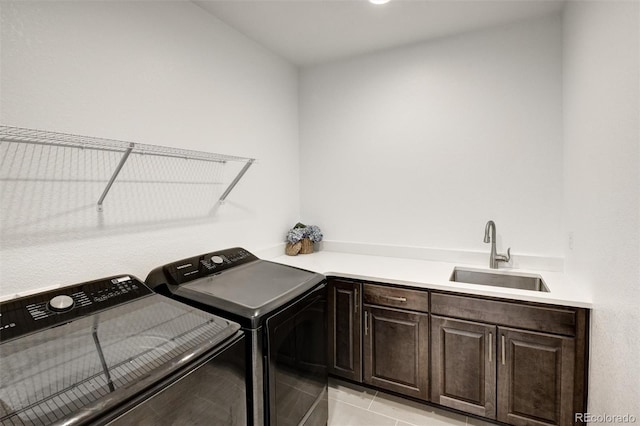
0 275 240 426
145 247 326 328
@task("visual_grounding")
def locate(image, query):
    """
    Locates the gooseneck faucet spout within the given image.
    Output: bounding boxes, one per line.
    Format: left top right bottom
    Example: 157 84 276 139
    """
484 220 495 244
484 220 511 269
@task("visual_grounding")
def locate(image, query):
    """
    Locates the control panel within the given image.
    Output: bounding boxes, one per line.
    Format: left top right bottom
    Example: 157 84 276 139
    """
0 275 152 341
162 247 258 286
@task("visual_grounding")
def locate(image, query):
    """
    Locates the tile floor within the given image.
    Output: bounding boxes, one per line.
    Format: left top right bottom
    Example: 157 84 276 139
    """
328 378 495 426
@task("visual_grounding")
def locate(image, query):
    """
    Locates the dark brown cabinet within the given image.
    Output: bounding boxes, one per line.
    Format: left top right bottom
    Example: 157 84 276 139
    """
328 279 362 381
327 278 589 426
497 327 576 426
363 284 429 400
431 292 588 426
431 316 496 418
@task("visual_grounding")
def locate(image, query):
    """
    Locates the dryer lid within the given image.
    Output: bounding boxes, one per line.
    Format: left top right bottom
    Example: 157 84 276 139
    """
174 260 325 327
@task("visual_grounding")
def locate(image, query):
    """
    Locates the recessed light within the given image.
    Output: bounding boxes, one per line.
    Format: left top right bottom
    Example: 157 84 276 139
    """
369 0 391 5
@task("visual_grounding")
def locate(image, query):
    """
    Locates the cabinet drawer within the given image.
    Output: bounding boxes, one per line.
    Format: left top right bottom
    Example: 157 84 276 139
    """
431 292 577 336
364 284 428 312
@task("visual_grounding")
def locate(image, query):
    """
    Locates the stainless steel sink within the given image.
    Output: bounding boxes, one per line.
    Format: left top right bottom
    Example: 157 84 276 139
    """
450 267 549 292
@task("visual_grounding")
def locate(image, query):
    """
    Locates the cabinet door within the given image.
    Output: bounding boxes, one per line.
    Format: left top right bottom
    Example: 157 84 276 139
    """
431 316 496 418
328 279 362 381
497 327 575 426
363 305 429 400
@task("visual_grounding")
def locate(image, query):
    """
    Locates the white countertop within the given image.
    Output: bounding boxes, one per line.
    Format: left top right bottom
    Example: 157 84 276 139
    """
271 251 592 308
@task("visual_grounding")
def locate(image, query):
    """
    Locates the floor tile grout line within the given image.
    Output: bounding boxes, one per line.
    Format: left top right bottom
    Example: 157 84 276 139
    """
328 394 382 413
367 390 378 411
331 398 399 424
328 389 379 410
331 379 473 426
366 394 468 426
328 397 370 410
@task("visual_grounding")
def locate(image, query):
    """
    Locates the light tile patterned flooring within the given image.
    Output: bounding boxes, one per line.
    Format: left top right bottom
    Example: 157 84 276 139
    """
328 378 495 426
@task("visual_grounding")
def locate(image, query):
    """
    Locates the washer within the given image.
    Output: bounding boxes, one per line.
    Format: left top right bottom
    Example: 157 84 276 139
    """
0 274 246 425
146 247 328 426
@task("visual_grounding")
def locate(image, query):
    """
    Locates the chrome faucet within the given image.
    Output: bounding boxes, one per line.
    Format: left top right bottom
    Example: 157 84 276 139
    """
484 220 511 269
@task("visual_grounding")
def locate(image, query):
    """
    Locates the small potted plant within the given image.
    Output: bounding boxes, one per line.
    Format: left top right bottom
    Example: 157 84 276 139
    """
285 222 323 256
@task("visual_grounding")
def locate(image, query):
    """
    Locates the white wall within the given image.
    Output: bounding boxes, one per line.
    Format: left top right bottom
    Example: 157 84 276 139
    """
299 15 564 261
1 0 638 414
0 1 300 296
563 1 640 414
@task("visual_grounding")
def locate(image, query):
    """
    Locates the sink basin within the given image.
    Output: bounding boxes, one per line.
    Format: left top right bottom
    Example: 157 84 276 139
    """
450 267 549 292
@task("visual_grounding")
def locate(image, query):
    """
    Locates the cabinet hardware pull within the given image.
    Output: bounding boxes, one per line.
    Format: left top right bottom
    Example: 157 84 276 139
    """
381 295 407 303
489 332 492 362
501 335 506 365
354 288 359 314
364 311 369 336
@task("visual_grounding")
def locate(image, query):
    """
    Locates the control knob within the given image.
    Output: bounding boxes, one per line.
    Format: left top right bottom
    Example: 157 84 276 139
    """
210 256 224 265
48 295 74 313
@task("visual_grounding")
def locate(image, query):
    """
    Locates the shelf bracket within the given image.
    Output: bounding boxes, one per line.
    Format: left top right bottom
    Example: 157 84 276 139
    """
97 143 134 212
218 159 254 204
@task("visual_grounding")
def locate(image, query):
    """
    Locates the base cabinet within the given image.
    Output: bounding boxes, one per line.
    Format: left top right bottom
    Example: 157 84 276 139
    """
363 305 429 400
432 292 587 426
497 327 576 426
328 279 362 382
327 278 588 426
431 316 496 418
432 317 577 425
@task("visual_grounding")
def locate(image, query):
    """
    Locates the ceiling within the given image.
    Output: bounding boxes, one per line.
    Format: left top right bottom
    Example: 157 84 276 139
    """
195 0 565 67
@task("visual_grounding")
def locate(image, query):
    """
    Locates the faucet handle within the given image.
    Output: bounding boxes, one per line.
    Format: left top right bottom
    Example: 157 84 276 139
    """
495 247 511 263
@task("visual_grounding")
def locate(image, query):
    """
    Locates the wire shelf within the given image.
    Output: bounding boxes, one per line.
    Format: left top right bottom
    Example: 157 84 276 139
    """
0 125 255 212
0 125 252 163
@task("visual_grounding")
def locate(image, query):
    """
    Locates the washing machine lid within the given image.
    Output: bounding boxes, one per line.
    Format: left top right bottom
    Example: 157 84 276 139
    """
0 278 239 426
174 260 325 327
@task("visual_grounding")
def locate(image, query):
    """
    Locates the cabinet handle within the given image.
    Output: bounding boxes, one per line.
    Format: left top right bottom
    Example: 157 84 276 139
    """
354 288 359 314
364 311 369 336
381 295 407 303
488 332 492 362
501 335 506 365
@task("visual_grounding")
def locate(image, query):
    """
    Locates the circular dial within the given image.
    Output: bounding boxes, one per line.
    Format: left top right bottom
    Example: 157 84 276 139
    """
48 295 74 312
210 255 224 265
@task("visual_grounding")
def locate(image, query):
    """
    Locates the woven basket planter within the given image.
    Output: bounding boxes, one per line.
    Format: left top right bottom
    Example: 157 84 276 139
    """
285 242 302 256
299 238 314 254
